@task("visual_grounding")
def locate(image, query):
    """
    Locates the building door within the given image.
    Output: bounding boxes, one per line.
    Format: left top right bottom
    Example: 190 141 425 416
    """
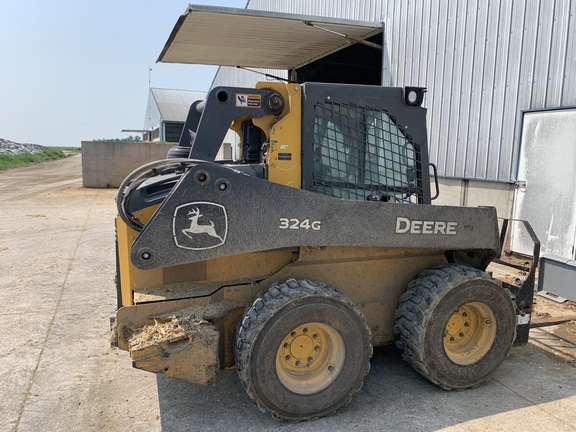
511 107 576 259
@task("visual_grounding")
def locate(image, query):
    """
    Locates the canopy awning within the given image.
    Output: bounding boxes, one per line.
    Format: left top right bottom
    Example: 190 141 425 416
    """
157 4 382 70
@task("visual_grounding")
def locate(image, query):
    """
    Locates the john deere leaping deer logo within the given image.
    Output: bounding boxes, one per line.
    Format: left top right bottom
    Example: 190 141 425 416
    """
183 207 224 241
173 202 227 250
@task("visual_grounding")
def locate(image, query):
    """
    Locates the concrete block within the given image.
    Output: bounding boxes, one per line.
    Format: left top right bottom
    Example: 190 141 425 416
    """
431 178 514 220
81 141 174 188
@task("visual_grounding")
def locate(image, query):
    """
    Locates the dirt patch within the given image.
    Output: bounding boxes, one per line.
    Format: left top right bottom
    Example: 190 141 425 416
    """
499 253 532 269
488 257 576 357
556 321 576 348
533 295 576 344
533 295 576 317
489 253 534 286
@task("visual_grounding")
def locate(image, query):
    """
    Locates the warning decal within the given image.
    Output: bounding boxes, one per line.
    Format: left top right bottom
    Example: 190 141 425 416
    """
236 93 262 108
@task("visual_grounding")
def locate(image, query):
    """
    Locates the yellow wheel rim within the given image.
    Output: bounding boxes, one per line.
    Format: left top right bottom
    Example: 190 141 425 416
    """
276 322 345 395
443 302 497 365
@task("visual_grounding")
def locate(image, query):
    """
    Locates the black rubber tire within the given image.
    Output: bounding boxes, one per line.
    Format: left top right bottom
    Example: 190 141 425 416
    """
235 279 372 421
166 146 191 159
394 264 516 390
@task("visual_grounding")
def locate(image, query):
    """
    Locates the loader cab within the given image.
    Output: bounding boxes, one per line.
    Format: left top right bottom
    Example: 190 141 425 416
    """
155 5 432 204
168 81 431 205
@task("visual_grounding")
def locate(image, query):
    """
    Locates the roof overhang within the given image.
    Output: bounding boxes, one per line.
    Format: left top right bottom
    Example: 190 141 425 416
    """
157 4 382 70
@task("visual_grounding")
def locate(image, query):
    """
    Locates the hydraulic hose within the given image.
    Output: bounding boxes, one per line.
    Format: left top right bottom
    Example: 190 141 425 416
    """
116 158 198 231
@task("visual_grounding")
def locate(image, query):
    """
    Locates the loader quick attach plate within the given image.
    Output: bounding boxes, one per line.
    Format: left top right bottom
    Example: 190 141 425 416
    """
130 162 501 270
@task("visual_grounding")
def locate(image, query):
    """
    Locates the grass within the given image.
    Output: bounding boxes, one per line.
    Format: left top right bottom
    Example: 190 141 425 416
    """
52 146 82 153
0 148 80 171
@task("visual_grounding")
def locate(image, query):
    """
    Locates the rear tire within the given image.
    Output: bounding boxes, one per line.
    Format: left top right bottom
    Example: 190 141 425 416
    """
235 279 372 420
394 264 516 389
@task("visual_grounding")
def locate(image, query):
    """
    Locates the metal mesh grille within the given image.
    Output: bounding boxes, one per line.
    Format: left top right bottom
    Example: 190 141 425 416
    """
313 102 422 203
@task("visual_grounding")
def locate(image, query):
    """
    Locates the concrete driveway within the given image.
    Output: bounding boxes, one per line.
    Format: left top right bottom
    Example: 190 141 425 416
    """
1 155 575 431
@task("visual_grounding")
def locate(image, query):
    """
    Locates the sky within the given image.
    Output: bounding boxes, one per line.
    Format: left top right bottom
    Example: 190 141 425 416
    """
0 0 248 147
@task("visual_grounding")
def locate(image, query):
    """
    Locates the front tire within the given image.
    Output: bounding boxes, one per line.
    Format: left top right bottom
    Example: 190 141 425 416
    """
235 279 372 420
394 264 516 389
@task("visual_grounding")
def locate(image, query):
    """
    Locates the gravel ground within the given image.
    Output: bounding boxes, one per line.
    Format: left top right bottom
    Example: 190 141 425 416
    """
0 138 46 155
1 155 575 432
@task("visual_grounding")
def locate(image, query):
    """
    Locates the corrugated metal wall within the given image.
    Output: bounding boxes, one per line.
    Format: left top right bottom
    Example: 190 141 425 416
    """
247 0 383 19
385 0 576 182
214 0 576 182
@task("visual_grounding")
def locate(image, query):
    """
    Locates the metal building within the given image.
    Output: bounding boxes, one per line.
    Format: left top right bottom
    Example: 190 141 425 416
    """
159 1 576 258
143 88 206 142
213 0 576 184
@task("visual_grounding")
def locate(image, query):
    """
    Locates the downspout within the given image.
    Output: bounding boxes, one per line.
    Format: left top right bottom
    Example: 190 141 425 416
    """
381 20 392 87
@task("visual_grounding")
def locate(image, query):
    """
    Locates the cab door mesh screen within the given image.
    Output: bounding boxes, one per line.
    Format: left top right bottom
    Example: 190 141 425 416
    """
313 102 422 203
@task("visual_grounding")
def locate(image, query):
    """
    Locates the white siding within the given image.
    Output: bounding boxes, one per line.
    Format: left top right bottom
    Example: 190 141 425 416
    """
143 89 161 137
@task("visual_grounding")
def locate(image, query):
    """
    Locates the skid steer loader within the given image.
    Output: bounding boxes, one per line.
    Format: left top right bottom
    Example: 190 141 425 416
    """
112 81 539 420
